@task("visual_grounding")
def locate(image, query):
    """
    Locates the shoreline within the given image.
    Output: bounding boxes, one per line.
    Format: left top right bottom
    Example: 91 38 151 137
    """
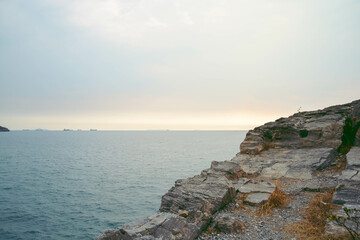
97 99 360 240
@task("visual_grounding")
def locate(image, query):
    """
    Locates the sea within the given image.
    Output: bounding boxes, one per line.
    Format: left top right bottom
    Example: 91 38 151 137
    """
0 130 246 240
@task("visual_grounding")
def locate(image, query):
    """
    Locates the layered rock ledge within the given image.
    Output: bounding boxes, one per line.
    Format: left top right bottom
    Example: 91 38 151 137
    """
97 99 360 240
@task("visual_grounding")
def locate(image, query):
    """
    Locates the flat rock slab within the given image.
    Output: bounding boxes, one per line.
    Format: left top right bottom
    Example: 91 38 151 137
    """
258 148 335 179
236 179 275 194
244 192 270 206
333 182 360 207
339 170 359 181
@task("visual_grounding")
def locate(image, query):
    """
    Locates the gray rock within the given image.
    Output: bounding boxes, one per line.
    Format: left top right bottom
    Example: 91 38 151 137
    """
160 174 235 218
338 147 360 180
240 100 360 155
244 193 270 206
339 170 359 180
96 212 201 240
346 147 360 168
333 182 360 206
258 148 335 179
210 212 246 234
355 128 360 146
236 179 275 193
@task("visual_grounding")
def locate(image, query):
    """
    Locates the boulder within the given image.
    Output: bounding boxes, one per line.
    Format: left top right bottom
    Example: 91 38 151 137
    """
210 212 246 234
160 174 236 218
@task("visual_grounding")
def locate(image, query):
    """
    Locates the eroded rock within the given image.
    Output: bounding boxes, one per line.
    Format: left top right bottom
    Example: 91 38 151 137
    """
339 147 360 181
333 182 360 206
210 212 246 234
160 175 236 218
240 100 360 155
95 212 201 240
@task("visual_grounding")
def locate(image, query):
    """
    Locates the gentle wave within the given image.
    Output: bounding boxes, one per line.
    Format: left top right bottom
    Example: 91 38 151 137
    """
0 130 246 239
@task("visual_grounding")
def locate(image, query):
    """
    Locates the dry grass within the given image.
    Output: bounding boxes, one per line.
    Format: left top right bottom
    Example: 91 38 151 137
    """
256 184 291 216
286 189 337 240
229 193 250 212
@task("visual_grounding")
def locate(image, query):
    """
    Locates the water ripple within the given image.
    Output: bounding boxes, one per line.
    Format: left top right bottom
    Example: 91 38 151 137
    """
0 131 245 239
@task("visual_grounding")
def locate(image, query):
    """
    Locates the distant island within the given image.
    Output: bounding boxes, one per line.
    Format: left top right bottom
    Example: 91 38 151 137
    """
0 126 10 132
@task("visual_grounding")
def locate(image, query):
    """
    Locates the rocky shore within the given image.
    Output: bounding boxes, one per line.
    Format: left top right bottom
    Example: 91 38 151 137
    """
97 100 360 240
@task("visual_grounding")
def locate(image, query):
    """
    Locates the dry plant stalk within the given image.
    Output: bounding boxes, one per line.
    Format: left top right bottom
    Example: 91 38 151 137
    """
256 185 291 216
286 189 338 240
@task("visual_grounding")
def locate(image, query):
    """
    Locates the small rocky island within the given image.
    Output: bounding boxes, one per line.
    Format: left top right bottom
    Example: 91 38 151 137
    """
97 100 360 240
0 126 10 132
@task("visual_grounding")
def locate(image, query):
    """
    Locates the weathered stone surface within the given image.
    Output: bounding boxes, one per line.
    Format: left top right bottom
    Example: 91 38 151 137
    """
95 212 201 240
339 147 360 181
333 147 360 218
355 128 360 146
231 148 335 180
333 182 360 206
210 212 246 234
240 100 360 155
252 148 335 179
244 192 270 206
237 179 275 193
347 147 360 168
160 174 235 217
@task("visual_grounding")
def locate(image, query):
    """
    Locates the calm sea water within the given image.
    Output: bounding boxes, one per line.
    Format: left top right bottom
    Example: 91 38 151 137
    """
0 130 246 240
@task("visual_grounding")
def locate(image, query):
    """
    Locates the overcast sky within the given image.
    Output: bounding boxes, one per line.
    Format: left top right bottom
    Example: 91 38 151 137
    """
1 0 359 130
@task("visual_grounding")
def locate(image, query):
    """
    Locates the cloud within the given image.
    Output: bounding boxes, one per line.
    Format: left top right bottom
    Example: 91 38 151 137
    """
1 0 360 129
46 0 300 48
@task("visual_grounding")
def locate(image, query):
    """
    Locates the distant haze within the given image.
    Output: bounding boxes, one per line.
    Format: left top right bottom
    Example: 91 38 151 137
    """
1 0 359 130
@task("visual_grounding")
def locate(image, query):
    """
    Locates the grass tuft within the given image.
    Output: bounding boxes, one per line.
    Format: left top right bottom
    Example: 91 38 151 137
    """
286 189 338 240
256 184 291 216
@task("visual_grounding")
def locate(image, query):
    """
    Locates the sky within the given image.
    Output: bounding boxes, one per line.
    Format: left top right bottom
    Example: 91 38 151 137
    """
0 0 359 130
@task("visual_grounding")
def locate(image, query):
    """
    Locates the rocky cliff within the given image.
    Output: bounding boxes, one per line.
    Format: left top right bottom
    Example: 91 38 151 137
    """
97 100 360 240
0 126 10 132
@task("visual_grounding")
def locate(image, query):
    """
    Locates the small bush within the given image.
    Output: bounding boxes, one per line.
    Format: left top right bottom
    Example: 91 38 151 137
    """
329 207 360 240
